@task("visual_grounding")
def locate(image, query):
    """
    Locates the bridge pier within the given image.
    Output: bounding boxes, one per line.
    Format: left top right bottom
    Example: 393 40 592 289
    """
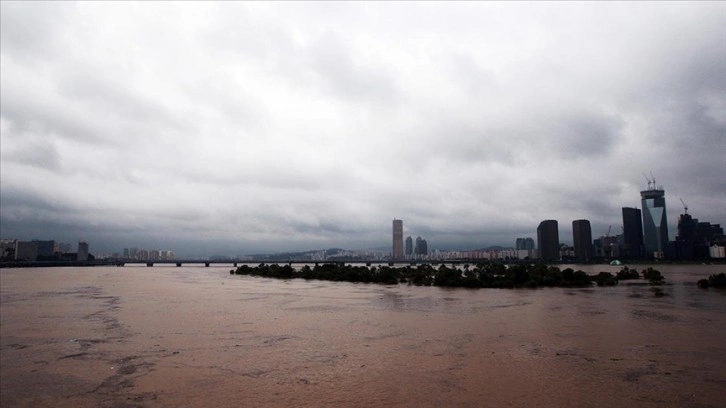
147 262 153 267
205 262 210 267
176 263 182 267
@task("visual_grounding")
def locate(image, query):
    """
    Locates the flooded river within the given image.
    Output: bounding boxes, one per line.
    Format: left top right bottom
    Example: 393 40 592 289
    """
1 264 725 407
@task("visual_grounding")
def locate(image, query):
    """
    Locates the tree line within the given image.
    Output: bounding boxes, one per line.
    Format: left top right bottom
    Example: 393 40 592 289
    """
229 263 668 288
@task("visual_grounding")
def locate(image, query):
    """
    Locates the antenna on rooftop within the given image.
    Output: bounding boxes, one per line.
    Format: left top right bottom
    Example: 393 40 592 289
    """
650 172 656 190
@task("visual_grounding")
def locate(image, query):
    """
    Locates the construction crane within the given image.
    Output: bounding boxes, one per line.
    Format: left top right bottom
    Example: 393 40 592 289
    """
643 172 653 189
605 225 612 238
680 198 688 215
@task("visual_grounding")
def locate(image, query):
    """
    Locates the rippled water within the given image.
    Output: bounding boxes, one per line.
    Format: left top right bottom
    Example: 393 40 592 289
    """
1 264 724 407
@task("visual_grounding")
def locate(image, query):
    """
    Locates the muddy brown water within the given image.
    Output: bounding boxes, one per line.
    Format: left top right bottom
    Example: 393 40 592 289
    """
1 264 724 407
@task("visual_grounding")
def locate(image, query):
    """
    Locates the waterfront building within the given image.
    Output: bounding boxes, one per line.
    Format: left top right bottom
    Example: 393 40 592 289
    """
710 245 726 259
594 235 620 258
572 220 593 262
675 209 725 260
14 241 38 261
641 184 669 259
405 236 413 258
537 220 560 261
160 250 175 260
1 239 16 260
36 240 55 259
622 207 644 259
392 219 403 260
78 241 89 261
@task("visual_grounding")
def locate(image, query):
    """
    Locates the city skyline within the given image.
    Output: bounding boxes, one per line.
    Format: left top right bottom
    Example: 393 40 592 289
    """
1 2 725 258
1 177 723 259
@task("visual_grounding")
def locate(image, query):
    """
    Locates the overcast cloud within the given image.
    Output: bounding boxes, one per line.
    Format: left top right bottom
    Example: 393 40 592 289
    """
1 2 725 257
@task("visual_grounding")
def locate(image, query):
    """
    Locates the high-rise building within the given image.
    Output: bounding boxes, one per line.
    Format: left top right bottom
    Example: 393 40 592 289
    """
414 236 428 257
78 241 89 261
516 238 535 250
675 208 725 260
405 236 413 258
392 219 403 260
14 241 38 261
537 220 560 261
572 220 593 262
622 207 644 259
641 184 669 259
35 240 56 259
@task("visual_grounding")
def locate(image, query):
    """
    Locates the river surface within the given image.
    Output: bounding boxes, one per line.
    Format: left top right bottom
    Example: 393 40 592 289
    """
1 264 725 407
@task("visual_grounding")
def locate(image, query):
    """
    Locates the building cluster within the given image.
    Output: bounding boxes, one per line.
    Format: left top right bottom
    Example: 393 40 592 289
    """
392 219 429 260
391 179 725 262
122 247 175 261
529 182 724 261
0 239 90 262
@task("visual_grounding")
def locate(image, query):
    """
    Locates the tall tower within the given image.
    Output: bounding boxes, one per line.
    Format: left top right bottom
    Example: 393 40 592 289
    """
622 207 644 259
405 236 413 258
537 220 560 261
640 181 668 259
392 219 403 260
78 240 89 261
572 219 593 262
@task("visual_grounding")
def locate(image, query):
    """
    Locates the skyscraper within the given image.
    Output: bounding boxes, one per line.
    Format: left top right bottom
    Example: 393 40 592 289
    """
405 236 413 258
572 219 593 262
78 240 89 261
414 236 428 257
622 207 644 259
537 220 560 261
516 238 535 250
392 219 403 260
641 184 669 259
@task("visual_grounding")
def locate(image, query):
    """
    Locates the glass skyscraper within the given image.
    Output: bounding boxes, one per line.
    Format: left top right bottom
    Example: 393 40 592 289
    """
641 187 669 259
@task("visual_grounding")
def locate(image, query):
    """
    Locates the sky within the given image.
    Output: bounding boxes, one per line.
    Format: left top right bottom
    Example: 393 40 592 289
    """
1 2 725 258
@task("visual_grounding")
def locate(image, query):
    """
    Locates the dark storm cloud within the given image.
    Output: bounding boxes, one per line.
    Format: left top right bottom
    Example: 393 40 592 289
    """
1 2 725 256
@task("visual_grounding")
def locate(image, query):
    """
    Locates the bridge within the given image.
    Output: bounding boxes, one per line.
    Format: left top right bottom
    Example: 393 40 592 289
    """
1 258 538 269
115 259 433 267
1 259 501 269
